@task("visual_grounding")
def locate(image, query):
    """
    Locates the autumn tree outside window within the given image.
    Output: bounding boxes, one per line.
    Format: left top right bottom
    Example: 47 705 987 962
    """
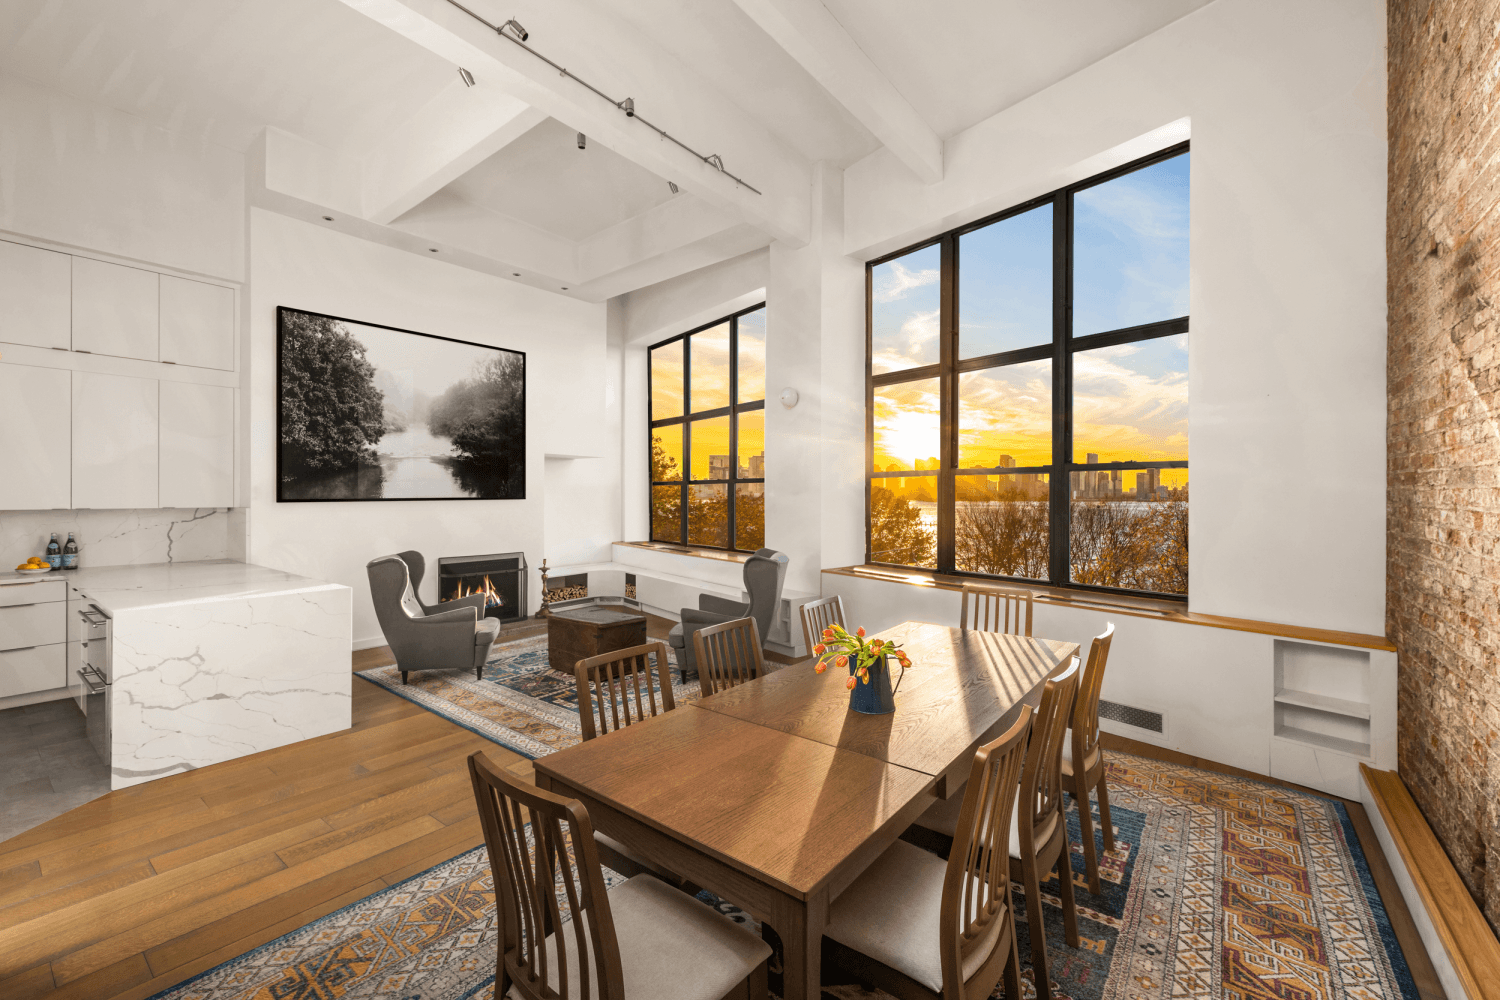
867 145 1190 597
649 305 766 552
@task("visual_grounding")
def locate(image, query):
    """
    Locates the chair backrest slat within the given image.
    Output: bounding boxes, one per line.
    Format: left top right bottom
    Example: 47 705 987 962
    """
575 642 676 742
959 582 1033 636
1072 623 1115 764
941 705 1032 998
1019 657 1080 854
799 595 847 654
693 617 765 697
469 750 626 1000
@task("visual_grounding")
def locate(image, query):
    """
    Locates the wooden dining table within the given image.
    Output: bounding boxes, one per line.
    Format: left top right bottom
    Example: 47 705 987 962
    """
533 621 1079 1000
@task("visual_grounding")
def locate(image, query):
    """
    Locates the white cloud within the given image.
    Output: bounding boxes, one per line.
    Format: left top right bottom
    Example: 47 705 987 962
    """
873 261 940 303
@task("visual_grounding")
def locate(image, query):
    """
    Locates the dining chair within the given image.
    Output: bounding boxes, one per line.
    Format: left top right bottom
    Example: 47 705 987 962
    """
692 617 765 698
959 583 1033 636
799 594 846 657
823 705 1034 1000
1010 656 1081 1000
573 642 683 883
1063 623 1116 894
467 750 771 1000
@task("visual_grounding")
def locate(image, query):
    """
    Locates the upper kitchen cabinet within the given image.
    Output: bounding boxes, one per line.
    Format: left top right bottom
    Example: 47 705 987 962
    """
160 275 235 371
0 363 71 509
73 371 158 508
0 241 71 350
72 257 159 362
160 381 234 507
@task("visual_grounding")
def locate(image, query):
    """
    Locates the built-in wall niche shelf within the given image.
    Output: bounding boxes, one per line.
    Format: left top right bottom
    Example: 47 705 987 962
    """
1271 638 1372 759
1272 687 1371 720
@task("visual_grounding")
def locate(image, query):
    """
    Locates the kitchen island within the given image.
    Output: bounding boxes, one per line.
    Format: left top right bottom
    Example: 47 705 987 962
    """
66 560 352 789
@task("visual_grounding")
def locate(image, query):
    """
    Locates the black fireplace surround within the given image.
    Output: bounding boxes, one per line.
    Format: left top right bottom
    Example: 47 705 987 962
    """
438 552 527 625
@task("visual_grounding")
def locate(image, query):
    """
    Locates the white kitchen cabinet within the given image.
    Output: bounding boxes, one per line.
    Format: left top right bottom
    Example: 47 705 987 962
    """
73 371 159 508
72 257 159 362
0 240 71 350
0 363 71 510
160 381 234 507
160 275 235 371
0 644 66 698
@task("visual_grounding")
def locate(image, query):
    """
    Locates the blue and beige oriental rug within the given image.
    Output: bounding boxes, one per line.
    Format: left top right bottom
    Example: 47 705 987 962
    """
150 636 1420 1000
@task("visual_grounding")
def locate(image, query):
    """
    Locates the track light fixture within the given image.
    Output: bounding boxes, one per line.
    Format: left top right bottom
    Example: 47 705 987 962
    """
668 181 679 194
441 1 761 194
458 67 475 87
577 132 586 150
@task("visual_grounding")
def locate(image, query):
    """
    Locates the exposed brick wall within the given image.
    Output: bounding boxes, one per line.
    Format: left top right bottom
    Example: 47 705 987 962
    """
1388 0 1500 933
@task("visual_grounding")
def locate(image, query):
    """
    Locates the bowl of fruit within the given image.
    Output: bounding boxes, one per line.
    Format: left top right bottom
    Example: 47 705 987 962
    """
14 556 52 575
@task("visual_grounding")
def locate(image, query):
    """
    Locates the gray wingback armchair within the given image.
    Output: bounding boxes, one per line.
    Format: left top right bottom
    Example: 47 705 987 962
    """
668 548 788 683
368 552 501 685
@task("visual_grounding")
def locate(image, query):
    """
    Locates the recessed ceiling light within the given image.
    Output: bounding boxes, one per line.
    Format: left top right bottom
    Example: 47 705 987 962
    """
322 215 334 221
561 287 569 290
512 273 520 277
429 248 439 252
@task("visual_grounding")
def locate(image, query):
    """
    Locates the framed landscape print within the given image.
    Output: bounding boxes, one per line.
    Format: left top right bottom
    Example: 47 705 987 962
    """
276 307 526 501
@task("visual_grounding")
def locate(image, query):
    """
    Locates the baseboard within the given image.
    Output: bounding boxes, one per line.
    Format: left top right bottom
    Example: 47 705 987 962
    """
1360 764 1500 1000
353 634 387 651
0 685 72 712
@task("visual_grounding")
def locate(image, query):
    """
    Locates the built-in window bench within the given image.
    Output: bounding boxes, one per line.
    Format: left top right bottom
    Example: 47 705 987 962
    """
822 564 1396 802
539 543 819 657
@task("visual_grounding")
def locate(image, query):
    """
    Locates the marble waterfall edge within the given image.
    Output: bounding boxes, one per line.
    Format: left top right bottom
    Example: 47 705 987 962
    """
109 583 352 788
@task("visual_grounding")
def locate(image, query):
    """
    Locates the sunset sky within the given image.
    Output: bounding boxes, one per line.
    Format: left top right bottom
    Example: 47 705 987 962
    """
872 152 1189 473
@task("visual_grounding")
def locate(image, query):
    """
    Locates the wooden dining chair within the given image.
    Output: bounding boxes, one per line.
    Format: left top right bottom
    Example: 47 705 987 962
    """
799 594 846 657
1063 623 1115 894
467 750 771 1000
575 641 677 741
573 642 682 883
692 616 765 698
1010 657 1081 1000
959 583 1033 635
823 705 1034 1000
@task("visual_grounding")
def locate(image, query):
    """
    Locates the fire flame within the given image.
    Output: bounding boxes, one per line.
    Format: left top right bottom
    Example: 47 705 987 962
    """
447 574 505 609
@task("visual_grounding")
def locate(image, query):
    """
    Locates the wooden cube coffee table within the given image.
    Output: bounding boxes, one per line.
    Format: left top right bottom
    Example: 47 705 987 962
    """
547 606 649 674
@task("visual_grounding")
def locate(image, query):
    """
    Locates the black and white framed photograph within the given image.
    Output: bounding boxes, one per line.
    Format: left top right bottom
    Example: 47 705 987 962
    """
276 306 525 501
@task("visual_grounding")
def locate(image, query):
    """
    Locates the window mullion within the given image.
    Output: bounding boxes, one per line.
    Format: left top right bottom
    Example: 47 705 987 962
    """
728 316 738 550
1049 191 1071 585
682 335 692 546
937 234 957 571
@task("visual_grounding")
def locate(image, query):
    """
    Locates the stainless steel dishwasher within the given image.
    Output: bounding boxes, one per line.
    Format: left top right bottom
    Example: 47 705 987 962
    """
77 604 111 767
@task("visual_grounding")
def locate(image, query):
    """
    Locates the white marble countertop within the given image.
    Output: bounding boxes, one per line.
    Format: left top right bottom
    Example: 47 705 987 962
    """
4 559 345 613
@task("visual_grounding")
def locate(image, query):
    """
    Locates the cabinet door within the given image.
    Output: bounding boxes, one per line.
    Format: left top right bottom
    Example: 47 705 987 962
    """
0 241 71 350
72 257 159 361
0 363 71 509
160 381 234 508
160 276 235 371
0 644 66 698
73 371 158 508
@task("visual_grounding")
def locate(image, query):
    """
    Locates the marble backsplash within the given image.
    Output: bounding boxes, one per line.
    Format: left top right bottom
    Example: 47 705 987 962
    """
0 508 246 570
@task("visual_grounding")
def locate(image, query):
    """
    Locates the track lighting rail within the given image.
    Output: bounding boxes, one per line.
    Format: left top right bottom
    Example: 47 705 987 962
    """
442 0 762 195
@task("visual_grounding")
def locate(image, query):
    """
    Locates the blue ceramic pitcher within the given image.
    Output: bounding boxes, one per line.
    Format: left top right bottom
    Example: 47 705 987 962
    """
849 654 901 715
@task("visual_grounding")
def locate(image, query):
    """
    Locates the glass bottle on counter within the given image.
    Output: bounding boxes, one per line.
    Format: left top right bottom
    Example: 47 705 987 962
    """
62 533 79 570
45 533 62 570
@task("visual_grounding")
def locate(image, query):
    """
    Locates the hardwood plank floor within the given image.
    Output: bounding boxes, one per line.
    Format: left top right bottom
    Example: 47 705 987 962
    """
0 614 1440 1000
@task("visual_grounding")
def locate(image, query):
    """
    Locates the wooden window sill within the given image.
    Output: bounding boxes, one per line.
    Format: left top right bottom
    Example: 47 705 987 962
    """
615 541 752 564
822 564 1395 652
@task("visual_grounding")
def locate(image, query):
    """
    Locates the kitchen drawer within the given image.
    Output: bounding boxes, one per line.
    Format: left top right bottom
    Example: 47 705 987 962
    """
0 601 67 650
0 578 66 608
0 642 66 697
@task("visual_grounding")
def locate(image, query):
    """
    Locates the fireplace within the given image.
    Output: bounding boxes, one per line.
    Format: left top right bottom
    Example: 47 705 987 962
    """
438 552 527 625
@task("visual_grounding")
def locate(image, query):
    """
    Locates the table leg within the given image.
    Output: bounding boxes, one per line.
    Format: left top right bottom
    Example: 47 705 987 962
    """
771 888 826 1000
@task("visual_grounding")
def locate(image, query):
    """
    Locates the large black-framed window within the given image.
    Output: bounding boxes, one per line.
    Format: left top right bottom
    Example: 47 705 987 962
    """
867 143 1189 597
649 304 767 551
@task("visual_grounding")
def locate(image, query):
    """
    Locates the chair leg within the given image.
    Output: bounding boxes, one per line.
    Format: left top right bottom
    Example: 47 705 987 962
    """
475 665 483 680
1097 776 1116 852
401 670 409 685
1019 859 1052 1000
1055 843 1080 949
1075 780 1102 895
745 957 769 1000
1002 924 1022 1000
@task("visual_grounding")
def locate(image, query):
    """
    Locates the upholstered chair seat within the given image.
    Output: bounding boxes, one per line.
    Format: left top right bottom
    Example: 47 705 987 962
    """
367 552 500 685
667 548 787 683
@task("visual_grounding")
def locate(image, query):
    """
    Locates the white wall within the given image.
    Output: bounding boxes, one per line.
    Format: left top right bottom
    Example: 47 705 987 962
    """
843 0 1388 634
0 72 244 281
247 209 610 646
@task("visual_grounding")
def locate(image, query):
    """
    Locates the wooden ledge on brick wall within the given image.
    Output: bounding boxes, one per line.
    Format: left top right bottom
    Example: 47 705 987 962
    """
822 565 1396 651
1362 764 1500 1000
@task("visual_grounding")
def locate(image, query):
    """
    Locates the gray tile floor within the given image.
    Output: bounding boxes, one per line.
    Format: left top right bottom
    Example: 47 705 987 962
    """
0 698 111 844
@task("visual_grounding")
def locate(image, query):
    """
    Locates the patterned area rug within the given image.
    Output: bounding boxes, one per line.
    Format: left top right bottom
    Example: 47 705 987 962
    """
355 632 701 759
145 742 1419 999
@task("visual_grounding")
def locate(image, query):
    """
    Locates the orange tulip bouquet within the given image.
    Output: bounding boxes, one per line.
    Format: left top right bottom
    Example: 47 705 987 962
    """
812 624 910 715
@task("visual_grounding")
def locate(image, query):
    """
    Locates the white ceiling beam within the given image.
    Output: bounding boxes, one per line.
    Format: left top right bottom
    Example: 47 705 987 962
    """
729 0 942 183
337 0 812 246
361 80 547 225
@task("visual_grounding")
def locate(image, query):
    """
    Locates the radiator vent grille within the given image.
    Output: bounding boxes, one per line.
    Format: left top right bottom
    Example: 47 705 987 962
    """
1099 700 1164 734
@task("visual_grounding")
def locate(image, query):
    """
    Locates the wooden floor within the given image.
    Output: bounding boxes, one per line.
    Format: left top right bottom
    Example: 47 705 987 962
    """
0 615 1442 1000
